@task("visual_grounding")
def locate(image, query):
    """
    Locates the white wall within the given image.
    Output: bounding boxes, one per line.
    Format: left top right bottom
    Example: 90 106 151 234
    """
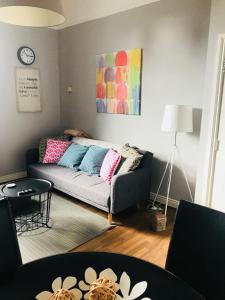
59 0 211 201
0 24 61 178
0 0 213 203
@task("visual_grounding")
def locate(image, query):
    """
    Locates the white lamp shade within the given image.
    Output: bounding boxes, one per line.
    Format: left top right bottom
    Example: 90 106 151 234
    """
0 0 65 27
161 105 193 133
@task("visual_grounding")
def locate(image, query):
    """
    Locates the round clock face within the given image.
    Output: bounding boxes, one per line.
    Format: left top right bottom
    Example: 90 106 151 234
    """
17 46 35 65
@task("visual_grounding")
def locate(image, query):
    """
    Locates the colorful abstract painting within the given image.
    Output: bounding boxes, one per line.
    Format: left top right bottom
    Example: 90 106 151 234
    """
96 48 142 115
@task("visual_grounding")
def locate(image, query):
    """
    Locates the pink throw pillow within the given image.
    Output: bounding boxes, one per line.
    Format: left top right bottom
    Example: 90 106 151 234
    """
100 149 121 184
43 139 71 164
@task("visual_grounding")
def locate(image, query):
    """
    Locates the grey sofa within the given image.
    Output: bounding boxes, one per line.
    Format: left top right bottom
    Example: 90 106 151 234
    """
26 137 153 223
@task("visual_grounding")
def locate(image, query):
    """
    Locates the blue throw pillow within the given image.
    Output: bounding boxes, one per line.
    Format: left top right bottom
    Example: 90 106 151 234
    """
79 146 109 175
58 143 89 170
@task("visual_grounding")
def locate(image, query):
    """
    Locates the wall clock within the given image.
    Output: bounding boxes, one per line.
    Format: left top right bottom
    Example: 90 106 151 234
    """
17 46 35 65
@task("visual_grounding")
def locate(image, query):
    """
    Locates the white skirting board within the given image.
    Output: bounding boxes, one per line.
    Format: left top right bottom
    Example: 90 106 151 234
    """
150 192 179 209
0 171 27 184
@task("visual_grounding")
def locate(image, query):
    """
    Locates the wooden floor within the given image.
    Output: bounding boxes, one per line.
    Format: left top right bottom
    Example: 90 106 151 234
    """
71 201 175 268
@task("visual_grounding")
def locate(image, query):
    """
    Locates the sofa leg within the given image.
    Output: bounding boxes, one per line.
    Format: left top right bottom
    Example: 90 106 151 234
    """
108 213 112 225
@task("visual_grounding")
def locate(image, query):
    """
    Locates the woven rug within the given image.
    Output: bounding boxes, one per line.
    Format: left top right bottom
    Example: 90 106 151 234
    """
18 192 111 263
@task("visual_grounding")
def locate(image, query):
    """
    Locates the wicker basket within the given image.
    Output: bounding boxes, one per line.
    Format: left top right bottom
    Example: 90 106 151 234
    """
149 211 167 232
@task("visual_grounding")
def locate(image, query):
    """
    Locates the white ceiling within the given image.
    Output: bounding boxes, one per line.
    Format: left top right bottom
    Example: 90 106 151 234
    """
57 0 160 29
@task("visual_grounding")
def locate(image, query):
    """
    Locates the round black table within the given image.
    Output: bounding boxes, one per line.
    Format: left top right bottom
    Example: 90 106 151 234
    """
0 178 53 232
0 252 204 300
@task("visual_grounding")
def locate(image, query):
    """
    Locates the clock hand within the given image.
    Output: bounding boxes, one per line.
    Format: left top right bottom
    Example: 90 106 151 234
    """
23 52 34 58
24 49 34 57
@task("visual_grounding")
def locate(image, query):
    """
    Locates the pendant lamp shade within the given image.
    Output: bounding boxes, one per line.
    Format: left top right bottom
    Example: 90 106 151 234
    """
161 105 193 133
0 0 65 27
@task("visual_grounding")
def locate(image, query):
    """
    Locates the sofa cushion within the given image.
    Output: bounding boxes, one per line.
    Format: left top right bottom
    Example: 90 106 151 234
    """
72 137 120 151
100 149 121 184
39 135 70 163
117 144 143 174
28 164 110 209
58 144 89 170
79 146 109 175
43 139 71 164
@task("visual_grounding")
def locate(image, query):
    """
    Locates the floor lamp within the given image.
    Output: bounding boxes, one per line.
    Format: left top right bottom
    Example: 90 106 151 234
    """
152 105 194 217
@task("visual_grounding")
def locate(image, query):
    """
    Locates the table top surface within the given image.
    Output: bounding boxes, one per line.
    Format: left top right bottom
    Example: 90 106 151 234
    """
0 178 53 198
0 252 204 300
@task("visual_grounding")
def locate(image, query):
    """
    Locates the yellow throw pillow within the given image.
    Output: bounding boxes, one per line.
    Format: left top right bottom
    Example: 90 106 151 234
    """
64 128 91 138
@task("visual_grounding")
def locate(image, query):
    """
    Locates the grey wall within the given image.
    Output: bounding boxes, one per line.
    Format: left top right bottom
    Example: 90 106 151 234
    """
0 24 61 178
196 0 225 204
59 0 211 200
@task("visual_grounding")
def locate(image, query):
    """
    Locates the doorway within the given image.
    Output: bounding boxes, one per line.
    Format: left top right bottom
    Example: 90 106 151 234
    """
207 35 225 213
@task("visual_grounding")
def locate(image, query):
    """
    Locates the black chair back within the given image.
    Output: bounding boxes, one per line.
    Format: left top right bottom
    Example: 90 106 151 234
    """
0 198 22 284
166 200 225 300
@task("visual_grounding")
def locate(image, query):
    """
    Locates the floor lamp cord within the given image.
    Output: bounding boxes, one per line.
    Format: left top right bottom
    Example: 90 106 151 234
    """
176 147 194 202
165 148 175 216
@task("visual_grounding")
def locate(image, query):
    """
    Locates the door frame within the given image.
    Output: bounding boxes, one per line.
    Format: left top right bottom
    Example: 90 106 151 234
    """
203 34 225 207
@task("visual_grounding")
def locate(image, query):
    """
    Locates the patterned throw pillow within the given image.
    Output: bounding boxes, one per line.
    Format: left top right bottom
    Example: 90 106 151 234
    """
100 149 121 184
39 135 69 163
117 144 143 174
58 144 89 170
43 139 71 164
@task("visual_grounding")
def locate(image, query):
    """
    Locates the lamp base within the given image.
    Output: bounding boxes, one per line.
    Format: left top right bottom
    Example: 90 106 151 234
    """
147 201 163 212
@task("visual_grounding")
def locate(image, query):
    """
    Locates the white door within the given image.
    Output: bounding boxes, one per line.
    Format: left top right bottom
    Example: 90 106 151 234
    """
211 76 225 212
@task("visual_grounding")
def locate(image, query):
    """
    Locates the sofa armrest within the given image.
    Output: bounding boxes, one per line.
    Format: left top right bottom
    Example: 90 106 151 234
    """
26 148 39 166
110 168 151 214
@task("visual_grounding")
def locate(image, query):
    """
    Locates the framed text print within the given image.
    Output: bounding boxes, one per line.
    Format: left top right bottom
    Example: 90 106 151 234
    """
16 68 41 112
96 48 142 115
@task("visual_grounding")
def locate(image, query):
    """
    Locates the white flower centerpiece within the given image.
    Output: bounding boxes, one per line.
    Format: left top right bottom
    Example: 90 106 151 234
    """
36 267 151 300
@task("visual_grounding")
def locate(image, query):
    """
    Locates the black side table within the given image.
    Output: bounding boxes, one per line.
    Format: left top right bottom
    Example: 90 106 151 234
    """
0 178 53 233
